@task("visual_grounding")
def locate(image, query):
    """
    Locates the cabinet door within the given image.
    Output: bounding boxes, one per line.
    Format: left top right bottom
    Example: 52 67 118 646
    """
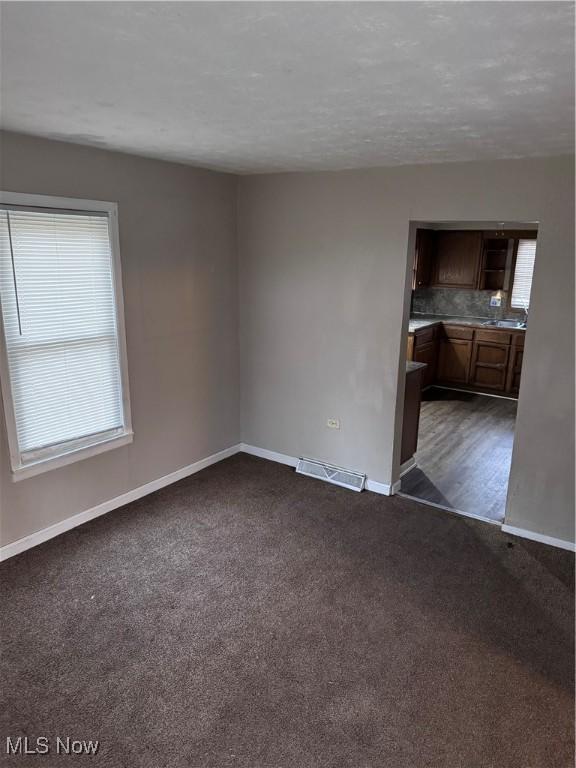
432 231 482 288
413 229 435 289
506 346 523 395
470 341 509 391
401 368 423 465
413 340 437 388
437 339 472 384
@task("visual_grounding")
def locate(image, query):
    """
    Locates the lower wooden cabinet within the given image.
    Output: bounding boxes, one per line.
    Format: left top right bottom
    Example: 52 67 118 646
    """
436 338 472 385
413 340 437 388
408 323 439 389
506 344 524 396
407 334 414 360
407 323 524 397
469 341 509 391
401 363 425 465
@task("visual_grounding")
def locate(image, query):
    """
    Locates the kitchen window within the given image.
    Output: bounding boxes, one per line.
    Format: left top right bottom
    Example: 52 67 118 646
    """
0 192 132 480
510 238 537 311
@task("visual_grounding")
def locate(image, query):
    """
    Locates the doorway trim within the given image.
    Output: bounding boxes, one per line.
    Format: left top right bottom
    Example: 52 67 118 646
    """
392 219 538 529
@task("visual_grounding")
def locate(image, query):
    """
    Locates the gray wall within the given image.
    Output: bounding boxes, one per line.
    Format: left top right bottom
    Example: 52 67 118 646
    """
0 132 240 546
238 156 575 544
1 134 573 549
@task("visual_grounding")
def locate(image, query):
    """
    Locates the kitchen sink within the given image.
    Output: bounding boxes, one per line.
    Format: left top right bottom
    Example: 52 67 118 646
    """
482 319 526 329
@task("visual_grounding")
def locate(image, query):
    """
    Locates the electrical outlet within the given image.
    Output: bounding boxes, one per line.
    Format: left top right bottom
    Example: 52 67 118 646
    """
490 295 502 307
327 418 340 430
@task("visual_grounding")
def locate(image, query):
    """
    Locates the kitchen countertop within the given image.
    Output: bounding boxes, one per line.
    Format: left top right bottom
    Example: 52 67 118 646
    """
408 314 526 333
406 360 427 374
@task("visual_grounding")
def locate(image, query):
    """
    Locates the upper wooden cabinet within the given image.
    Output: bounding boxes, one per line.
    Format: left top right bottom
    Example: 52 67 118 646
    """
431 231 482 289
412 229 537 293
412 229 435 289
478 237 510 291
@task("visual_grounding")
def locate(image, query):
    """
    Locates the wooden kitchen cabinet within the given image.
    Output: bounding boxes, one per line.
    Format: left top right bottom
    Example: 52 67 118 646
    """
432 231 482 289
436 326 474 384
506 337 524 395
437 338 473 384
401 362 426 465
413 341 437 388
408 324 438 389
469 341 509 391
413 229 435 289
407 322 524 397
407 334 414 360
478 237 510 291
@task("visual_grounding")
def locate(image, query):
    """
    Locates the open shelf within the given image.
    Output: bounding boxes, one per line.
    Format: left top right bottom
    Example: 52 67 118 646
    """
480 238 510 290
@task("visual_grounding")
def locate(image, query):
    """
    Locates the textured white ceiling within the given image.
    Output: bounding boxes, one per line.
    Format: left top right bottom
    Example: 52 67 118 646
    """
1 2 573 173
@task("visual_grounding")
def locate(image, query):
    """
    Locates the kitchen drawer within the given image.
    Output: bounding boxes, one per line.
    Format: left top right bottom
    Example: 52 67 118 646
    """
440 325 474 341
413 325 436 345
475 329 512 345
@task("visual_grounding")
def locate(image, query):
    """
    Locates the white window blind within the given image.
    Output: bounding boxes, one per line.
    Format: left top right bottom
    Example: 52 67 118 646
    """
510 239 537 310
0 204 129 471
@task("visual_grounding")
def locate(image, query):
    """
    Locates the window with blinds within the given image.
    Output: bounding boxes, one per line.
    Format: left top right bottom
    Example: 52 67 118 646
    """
510 239 537 310
0 194 132 477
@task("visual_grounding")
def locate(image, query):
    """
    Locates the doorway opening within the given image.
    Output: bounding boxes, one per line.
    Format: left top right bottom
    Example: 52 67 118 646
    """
398 221 538 524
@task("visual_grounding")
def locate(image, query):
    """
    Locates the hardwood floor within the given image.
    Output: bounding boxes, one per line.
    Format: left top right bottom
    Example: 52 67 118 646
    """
400 387 517 522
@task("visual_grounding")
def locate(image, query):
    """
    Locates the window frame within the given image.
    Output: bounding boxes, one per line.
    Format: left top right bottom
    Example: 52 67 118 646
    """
506 235 537 315
0 191 133 481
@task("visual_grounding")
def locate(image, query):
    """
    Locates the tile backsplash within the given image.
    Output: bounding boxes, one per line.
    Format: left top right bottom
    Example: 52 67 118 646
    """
413 288 520 320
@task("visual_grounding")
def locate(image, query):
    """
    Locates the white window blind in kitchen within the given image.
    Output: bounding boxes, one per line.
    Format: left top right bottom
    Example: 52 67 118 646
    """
0 201 131 475
510 239 537 310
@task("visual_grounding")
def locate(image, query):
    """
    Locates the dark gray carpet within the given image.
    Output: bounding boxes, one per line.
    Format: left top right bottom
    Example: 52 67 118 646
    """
1 453 574 768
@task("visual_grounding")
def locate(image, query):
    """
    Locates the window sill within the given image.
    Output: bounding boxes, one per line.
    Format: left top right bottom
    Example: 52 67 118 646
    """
11 431 134 482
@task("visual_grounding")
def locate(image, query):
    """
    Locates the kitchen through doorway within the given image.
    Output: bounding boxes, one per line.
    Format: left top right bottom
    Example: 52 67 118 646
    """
398 222 538 523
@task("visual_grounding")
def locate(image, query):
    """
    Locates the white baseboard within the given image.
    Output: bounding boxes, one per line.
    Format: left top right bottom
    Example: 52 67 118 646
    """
501 524 575 552
433 385 518 402
1 442 406 561
397 490 501 526
400 457 417 477
365 478 396 496
239 443 298 468
240 443 396 496
0 443 242 562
